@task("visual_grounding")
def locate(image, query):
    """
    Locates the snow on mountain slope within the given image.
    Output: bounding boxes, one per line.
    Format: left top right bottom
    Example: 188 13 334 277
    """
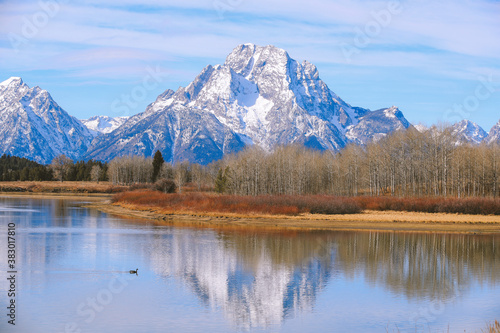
3 44 416 164
0 77 93 164
485 120 500 144
413 124 428 133
184 44 407 150
451 120 487 145
81 115 129 136
86 44 411 163
346 106 411 144
84 87 246 164
84 103 245 164
181 44 355 151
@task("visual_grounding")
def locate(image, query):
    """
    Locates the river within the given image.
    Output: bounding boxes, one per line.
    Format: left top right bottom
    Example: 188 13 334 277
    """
0 196 499 332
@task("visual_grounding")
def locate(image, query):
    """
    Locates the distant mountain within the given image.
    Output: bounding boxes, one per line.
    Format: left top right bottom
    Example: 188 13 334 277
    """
81 115 129 136
413 124 428 133
0 77 93 164
345 106 411 144
15 45 497 165
84 96 245 165
413 120 491 145
450 120 488 145
485 120 500 144
85 44 412 163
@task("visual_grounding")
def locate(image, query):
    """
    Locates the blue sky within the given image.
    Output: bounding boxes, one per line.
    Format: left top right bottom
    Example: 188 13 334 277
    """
0 0 499 130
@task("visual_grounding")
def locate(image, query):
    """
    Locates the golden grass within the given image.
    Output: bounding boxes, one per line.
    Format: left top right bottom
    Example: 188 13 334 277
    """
112 190 500 223
482 320 500 333
307 210 500 224
0 181 127 193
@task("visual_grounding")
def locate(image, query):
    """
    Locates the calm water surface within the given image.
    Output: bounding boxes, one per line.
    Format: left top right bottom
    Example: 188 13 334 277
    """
0 197 499 333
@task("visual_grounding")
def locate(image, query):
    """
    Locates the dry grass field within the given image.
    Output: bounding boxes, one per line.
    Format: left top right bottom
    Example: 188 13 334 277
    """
0 181 127 194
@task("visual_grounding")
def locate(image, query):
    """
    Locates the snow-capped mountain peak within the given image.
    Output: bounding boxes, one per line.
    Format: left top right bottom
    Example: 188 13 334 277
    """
85 44 413 163
0 77 93 164
485 119 500 144
413 124 428 133
345 106 410 144
4 47 495 165
0 77 23 88
81 115 130 136
451 119 487 145
384 106 399 118
224 44 292 80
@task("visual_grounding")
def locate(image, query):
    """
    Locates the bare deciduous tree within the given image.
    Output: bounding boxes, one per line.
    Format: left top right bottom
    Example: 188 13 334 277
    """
211 126 500 198
101 126 500 198
90 165 102 183
50 155 73 182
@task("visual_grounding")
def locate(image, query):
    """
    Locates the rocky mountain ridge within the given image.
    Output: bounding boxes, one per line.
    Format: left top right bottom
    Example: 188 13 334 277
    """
81 115 129 136
0 77 93 164
1 44 498 164
84 44 413 163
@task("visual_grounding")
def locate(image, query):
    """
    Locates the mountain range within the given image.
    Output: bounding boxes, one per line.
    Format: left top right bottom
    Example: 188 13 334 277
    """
415 119 500 145
0 77 92 164
81 115 129 136
1 44 499 164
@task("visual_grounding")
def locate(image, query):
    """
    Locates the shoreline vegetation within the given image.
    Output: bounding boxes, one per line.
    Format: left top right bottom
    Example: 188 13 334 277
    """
485 320 500 333
104 190 500 233
1 182 500 233
113 190 500 216
89 200 500 234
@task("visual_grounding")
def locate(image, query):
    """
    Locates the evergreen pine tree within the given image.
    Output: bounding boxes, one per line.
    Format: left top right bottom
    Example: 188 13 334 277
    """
152 150 164 182
214 167 229 193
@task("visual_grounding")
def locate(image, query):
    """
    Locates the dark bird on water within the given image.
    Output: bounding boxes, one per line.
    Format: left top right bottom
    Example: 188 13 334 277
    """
129 268 138 275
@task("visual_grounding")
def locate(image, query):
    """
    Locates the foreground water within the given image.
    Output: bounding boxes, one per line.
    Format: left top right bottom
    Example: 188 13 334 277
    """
0 197 499 333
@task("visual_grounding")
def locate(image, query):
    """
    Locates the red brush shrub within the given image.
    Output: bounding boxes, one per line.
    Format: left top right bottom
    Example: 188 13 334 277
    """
352 196 500 215
113 191 362 215
113 191 500 216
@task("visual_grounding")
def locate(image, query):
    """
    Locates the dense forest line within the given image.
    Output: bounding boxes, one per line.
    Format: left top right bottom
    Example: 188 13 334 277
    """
2 125 500 198
0 154 53 181
106 126 500 198
0 154 108 182
217 131 499 198
216 127 499 198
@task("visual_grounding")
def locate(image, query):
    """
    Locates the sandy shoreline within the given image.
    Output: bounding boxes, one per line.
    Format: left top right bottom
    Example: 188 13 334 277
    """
2 192 500 233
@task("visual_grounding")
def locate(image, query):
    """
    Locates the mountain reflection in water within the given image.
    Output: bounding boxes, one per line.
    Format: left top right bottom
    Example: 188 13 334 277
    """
1 197 499 332
149 230 334 329
148 229 500 329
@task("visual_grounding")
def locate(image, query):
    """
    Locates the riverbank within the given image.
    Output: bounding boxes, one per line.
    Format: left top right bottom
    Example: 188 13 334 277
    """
2 191 500 233
86 200 500 234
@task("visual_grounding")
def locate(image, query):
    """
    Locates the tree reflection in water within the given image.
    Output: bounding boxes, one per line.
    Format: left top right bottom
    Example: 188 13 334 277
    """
149 228 500 330
334 232 499 300
5 197 499 332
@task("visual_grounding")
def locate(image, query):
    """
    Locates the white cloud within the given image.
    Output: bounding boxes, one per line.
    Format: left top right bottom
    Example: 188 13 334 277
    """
0 0 498 126
1 0 498 69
